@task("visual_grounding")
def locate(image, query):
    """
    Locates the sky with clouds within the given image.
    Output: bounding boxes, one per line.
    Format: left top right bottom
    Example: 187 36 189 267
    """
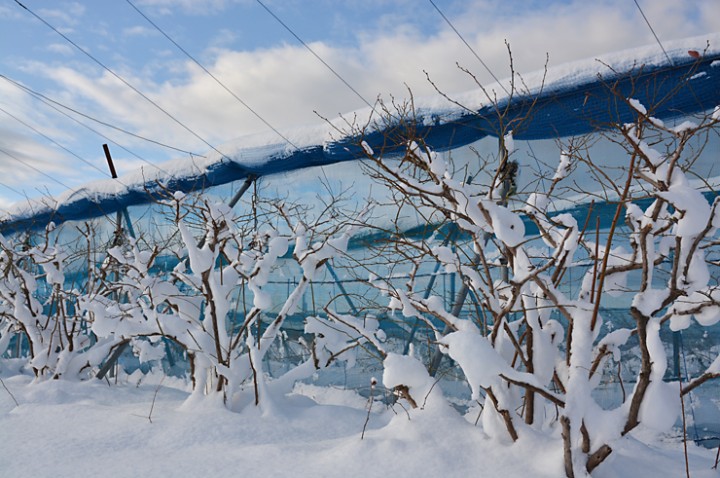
0 0 718 211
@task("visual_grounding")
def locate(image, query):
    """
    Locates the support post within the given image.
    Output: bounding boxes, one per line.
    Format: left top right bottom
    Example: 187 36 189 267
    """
197 175 256 249
673 331 681 380
325 260 358 316
102 144 136 240
403 224 458 354
95 145 136 380
428 279 471 376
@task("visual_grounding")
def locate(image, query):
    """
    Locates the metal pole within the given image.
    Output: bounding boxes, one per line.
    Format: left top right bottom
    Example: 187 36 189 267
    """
229 175 257 209
325 260 359 316
402 225 459 355
428 279 471 376
197 175 257 250
102 144 136 240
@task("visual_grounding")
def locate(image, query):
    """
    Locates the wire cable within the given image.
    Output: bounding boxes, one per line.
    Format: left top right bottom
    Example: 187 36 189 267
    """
255 0 377 112
0 180 26 198
1 75 177 177
0 74 202 158
125 0 298 149
14 0 232 162
632 0 674 66
427 0 510 97
0 105 120 181
0 145 72 190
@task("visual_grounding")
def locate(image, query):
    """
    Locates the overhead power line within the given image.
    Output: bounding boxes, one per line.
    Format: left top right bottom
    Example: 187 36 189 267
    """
7 79 163 174
427 0 510 97
14 0 232 163
632 0 673 66
1 74 183 178
0 105 122 183
125 0 298 149
0 74 201 158
255 0 377 113
0 180 26 198
0 145 72 190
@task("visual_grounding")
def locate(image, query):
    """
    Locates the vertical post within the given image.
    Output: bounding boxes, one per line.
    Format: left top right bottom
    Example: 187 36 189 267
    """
96 144 135 379
498 137 511 283
102 144 118 178
449 270 456 317
325 261 358 316
401 226 458 355
103 144 123 241
428 279 471 376
102 144 137 239
673 331 681 380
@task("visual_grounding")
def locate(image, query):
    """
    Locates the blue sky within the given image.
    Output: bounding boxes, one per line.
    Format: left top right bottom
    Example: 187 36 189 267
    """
0 0 718 211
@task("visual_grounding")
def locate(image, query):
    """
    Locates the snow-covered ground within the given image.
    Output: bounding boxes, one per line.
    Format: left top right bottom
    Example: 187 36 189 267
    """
0 368 717 478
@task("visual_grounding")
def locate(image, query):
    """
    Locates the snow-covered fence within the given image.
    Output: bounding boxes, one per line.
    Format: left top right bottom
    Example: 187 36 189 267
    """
0 226 126 379
349 87 720 475
0 191 386 411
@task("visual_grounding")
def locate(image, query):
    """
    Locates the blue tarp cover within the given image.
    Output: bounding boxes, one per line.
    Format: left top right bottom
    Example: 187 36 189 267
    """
2 45 719 234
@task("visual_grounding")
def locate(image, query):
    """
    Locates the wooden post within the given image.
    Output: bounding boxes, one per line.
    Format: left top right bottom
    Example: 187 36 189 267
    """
96 144 133 379
102 144 124 242
102 144 118 179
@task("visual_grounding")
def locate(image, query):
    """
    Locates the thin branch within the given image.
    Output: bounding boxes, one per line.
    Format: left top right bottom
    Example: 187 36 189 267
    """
0 376 19 407
499 373 565 408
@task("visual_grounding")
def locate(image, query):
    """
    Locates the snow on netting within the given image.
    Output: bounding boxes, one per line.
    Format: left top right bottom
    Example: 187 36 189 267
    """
1 34 719 234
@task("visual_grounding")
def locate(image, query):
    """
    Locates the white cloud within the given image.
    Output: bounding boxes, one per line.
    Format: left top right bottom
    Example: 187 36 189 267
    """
37 2 86 27
47 43 75 56
122 25 157 37
0 75 123 208
0 81 72 177
0 5 22 20
208 29 238 49
135 0 242 15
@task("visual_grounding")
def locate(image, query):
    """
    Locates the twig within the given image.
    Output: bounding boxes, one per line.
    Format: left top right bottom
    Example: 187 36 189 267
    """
483 386 518 442
248 350 260 406
361 377 376 440
473 400 484 426
421 370 446 410
679 378 690 478
561 415 575 478
499 374 565 408
0 376 19 407
147 377 165 424
681 372 720 396
590 152 637 332
586 445 612 474
392 397 412 421
394 384 418 409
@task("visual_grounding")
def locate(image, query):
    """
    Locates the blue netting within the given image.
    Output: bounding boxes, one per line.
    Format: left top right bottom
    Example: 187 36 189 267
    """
2 52 719 234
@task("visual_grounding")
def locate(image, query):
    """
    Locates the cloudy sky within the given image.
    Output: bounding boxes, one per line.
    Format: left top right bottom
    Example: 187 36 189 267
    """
0 0 718 211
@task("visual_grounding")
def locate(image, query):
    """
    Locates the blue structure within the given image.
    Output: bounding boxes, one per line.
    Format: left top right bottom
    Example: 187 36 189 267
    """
1 47 719 234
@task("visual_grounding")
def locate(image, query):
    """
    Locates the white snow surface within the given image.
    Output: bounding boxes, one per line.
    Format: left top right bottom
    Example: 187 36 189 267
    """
0 370 718 478
3 33 719 223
